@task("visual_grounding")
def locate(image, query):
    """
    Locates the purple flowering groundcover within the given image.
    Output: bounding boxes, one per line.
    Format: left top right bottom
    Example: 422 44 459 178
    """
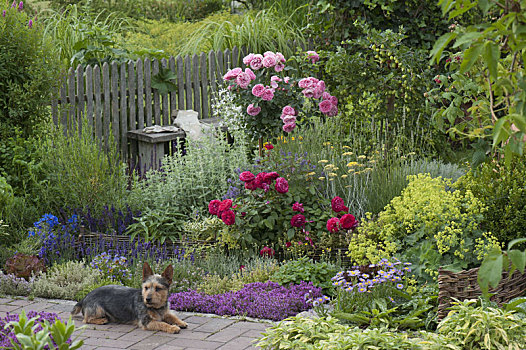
0 311 62 348
168 281 322 321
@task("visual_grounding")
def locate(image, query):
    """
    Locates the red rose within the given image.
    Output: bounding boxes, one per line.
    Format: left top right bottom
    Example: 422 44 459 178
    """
260 246 275 257
285 242 292 248
245 180 257 191
326 217 340 233
264 143 274 150
340 214 357 229
221 210 236 225
239 171 255 182
331 196 347 213
290 214 306 228
265 172 279 182
292 202 304 213
218 199 233 212
208 200 221 216
255 172 267 188
275 177 289 194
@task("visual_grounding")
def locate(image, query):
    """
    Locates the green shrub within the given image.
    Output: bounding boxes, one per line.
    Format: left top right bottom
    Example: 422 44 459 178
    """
32 261 101 300
182 216 224 241
348 174 499 279
35 120 128 216
271 257 337 295
196 274 245 295
456 157 526 246
437 299 526 349
0 175 13 217
74 278 119 302
0 2 62 139
0 270 34 296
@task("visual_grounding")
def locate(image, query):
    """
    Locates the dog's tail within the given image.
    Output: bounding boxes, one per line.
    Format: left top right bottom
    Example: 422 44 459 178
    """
71 301 82 315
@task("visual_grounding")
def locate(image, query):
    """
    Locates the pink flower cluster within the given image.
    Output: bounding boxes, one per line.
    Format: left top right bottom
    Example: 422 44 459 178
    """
298 77 339 117
326 196 358 233
281 105 297 132
306 50 319 63
209 199 236 225
252 83 275 102
223 67 256 89
244 51 285 72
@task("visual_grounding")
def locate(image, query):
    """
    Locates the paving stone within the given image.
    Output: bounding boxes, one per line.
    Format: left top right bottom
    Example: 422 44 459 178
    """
81 329 128 340
164 338 223 349
0 304 19 312
183 315 210 325
7 299 36 307
192 318 237 333
128 334 175 349
235 321 272 331
205 326 246 342
77 344 97 350
216 336 257 350
82 336 136 348
174 330 209 340
240 329 266 339
116 329 152 343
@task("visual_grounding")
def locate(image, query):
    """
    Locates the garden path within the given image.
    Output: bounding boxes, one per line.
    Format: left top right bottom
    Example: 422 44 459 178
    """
0 296 272 349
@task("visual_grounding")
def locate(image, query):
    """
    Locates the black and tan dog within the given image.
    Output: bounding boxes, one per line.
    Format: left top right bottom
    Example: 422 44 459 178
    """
71 262 187 333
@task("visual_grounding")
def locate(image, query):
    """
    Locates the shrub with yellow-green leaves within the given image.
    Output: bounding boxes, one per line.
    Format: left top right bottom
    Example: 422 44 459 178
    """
348 174 499 277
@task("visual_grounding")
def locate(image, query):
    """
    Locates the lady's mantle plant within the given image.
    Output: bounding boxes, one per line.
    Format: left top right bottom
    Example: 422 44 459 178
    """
223 51 339 141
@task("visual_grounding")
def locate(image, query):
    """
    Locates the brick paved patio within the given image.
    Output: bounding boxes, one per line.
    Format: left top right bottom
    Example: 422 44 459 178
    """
0 296 273 349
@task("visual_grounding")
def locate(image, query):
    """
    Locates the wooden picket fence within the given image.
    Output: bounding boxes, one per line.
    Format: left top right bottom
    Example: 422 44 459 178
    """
51 47 250 160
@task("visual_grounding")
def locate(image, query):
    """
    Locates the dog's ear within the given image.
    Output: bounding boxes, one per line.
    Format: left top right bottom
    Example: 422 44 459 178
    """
161 264 174 285
143 262 153 281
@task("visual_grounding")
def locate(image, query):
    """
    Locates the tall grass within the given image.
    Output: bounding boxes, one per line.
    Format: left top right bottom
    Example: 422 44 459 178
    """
274 116 466 218
177 9 305 57
40 4 130 65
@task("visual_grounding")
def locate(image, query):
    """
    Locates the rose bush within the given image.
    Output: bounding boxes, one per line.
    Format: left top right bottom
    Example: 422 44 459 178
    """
223 50 339 141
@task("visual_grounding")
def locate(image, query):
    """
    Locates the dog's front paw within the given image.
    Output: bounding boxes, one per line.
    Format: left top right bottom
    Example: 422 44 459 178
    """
167 325 181 334
177 321 187 329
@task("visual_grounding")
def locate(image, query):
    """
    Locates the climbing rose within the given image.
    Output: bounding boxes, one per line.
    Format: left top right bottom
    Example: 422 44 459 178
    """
221 210 235 225
340 214 357 230
250 54 264 70
290 214 306 228
262 53 277 68
243 53 255 65
261 89 274 101
235 72 251 89
282 105 295 116
326 217 340 233
319 100 333 114
252 84 265 97
275 177 289 194
223 67 242 81
292 202 304 213
208 200 221 216
247 104 261 116
331 196 347 213
239 171 255 182
245 68 256 80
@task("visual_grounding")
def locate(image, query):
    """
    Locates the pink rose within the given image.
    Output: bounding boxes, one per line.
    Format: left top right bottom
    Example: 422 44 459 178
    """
239 171 255 182
245 68 256 80
282 122 296 133
298 78 310 89
282 105 295 116
319 100 333 114
247 104 261 116
340 214 357 230
275 177 289 194
208 200 221 216
331 196 347 213
221 210 235 225
243 53 255 66
282 115 296 124
327 105 338 117
250 54 263 70
274 63 285 72
292 202 304 213
261 89 274 101
223 67 242 81
262 53 277 68
326 217 340 233
330 96 338 106
322 92 331 100
306 50 319 63
302 88 315 98
252 84 265 97
275 52 285 63
291 214 306 228
235 72 251 89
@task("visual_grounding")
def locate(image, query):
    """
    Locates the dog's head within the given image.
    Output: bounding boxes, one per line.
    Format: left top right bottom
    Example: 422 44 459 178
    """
141 262 173 308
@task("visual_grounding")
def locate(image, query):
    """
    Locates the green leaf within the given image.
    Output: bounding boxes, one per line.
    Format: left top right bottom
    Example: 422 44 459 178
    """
478 247 503 294
508 250 526 273
483 41 500 81
508 238 526 250
429 32 457 64
460 44 484 73
478 0 491 13
492 117 509 148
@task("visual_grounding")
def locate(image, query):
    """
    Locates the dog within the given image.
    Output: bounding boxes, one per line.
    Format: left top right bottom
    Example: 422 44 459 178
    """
71 262 188 333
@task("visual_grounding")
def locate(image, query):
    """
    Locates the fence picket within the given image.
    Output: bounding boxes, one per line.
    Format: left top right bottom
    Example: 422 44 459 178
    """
67 67 75 132
60 75 67 135
176 56 184 112
86 65 94 130
224 48 231 71
169 57 177 122
217 51 224 88
161 58 169 125
94 65 102 142
208 51 216 94
136 59 144 129
128 61 136 132
200 52 209 120
192 54 201 117
185 55 192 110
102 63 111 150
120 63 128 158
232 46 239 68
111 61 120 151
152 59 161 125
76 64 84 133
144 58 152 127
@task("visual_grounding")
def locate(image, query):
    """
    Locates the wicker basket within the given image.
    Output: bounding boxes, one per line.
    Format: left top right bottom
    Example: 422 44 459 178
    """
437 267 526 320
